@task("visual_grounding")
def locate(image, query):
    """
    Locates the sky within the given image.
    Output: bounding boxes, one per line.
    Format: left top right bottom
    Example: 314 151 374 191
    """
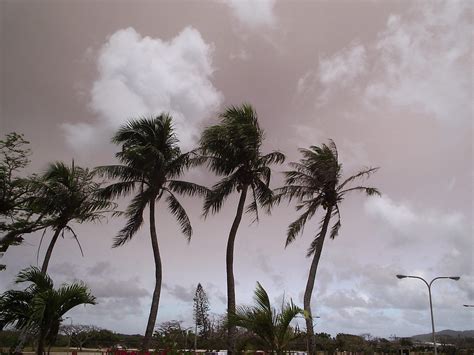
1 0 473 339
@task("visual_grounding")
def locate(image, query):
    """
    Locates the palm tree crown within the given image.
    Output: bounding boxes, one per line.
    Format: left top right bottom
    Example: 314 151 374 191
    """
276 140 379 355
200 104 285 220
0 267 96 355
14 161 116 273
98 114 206 350
99 115 206 247
279 141 379 255
229 282 302 355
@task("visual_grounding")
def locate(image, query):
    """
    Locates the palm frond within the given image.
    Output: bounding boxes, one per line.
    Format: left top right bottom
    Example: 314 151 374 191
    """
259 151 285 166
203 173 240 217
56 282 96 315
245 185 260 224
65 226 84 257
329 204 342 240
16 267 53 290
339 186 381 197
97 180 138 200
337 167 379 191
167 180 209 198
306 213 328 257
286 202 319 247
164 190 192 241
113 190 151 247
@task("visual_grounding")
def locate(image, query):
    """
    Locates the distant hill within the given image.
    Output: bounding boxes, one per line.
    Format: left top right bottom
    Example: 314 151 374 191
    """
411 330 474 342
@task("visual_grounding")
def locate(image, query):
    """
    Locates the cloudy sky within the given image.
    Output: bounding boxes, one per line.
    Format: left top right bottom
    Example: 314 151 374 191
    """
1 0 472 338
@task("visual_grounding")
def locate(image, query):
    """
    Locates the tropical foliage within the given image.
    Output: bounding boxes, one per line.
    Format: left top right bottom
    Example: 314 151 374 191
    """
0 133 34 258
27 162 115 273
199 104 285 352
229 282 302 355
97 114 207 350
0 267 96 355
274 140 379 354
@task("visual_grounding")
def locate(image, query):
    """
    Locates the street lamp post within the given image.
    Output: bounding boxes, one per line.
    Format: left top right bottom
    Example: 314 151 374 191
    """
396 274 460 355
64 316 73 355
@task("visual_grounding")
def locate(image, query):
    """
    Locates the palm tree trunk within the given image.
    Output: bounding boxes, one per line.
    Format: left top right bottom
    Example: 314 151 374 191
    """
226 184 248 355
142 200 162 351
303 205 333 355
37 328 46 355
41 226 62 273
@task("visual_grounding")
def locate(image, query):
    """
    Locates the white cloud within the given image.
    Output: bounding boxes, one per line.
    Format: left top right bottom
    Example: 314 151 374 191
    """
297 43 367 105
302 1 471 125
365 1 472 125
223 0 277 29
364 195 465 237
64 27 223 152
319 43 367 87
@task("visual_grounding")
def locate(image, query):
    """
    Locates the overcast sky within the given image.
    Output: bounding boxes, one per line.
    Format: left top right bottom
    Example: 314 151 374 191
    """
1 0 472 338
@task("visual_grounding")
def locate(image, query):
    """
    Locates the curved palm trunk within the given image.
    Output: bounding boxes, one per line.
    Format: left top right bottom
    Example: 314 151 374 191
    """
37 328 47 355
304 206 333 355
142 200 162 351
41 226 63 274
226 184 248 354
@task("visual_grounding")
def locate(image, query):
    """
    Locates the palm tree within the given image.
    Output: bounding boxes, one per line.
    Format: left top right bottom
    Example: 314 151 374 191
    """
97 114 207 350
0 267 96 355
229 282 302 355
25 161 116 274
275 141 379 355
199 104 285 353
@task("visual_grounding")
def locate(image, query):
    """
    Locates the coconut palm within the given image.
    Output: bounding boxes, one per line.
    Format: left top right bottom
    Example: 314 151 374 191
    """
229 282 302 355
275 141 379 354
23 162 115 274
199 104 285 353
0 267 96 355
97 114 207 350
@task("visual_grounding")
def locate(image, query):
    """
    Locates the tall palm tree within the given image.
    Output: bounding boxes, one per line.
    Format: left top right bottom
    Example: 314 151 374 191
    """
97 114 207 350
0 267 96 355
229 282 302 355
199 104 285 353
27 162 116 273
275 141 379 355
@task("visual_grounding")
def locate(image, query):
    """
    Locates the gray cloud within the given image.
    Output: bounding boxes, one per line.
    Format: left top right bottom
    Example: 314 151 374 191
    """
163 283 195 303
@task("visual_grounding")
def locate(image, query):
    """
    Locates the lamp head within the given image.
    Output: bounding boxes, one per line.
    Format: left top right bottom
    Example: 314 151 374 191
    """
449 276 460 281
396 274 407 279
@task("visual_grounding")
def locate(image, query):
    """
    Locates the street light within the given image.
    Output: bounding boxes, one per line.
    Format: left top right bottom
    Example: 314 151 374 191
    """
463 304 474 307
396 274 460 355
64 316 73 355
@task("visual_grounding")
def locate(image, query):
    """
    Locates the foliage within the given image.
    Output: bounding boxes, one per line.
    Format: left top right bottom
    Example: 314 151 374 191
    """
0 267 96 355
0 133 34 258
97 115 206 248
153 320 191 352
34 162 116 272
199 104 285 220
229 282 302 354
59 324 100 350
193 283 211 338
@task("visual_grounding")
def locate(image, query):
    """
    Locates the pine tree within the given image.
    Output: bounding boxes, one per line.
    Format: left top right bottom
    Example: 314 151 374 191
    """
193 283 210 340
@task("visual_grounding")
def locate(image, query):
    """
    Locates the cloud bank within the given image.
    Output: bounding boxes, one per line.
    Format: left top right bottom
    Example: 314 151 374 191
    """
301 1 471 125
64 27 222 152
